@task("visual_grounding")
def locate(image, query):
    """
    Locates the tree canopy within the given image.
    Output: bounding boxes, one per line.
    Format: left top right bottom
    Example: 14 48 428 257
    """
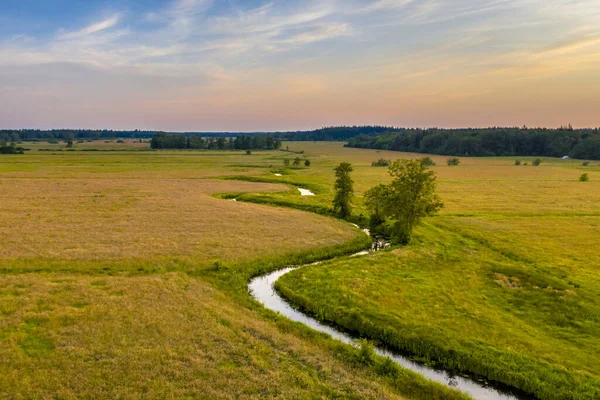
333 162 354 219
365 159 443 244
150 133 281 150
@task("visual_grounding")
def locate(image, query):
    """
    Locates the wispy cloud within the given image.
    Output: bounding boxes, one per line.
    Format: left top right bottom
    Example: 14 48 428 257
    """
57 14 121 40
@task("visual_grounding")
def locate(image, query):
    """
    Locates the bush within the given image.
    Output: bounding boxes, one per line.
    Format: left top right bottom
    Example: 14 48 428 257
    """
304 159 311 167
515 160 521 166
372 158 391 167
582 161 590 166
283 159 290 167
580 173 589 182
447 157 461 166
532 158 542 166
355 339 376 365
0 144 26 154
420 157 436 166
245 150 252 155
116 139 125 144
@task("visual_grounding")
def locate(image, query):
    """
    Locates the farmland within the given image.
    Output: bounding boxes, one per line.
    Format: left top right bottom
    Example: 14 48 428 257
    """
1 140 599 399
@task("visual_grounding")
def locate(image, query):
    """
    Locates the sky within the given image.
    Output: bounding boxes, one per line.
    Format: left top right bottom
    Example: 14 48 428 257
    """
1 0 599 131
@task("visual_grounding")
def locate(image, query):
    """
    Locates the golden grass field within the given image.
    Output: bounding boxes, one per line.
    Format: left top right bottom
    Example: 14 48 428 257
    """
0 273 406 399
0 178 354 263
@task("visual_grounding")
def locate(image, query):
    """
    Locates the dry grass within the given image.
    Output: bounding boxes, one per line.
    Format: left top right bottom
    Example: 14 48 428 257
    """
0 175 355 266
0 273 404 399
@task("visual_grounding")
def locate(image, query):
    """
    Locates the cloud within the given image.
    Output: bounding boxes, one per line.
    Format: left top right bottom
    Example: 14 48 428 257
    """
57 15 121 40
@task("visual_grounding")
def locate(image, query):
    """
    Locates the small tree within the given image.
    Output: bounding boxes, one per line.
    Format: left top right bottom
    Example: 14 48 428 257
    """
66 139 74 148
420 157 436 167
333 162 354 219
532 158 542 166
293 157 301 166
580 173 589 182
372 159 391 167
304 159 311 167
365 159 443 244
284 159 290 167
245 150 252 155
515 160 521 166
447 157 460 166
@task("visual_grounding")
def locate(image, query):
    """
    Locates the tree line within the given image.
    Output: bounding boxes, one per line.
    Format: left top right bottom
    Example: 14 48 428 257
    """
150 133 282 150
1 126 399 143
0 129 274 142
345 127 600 159
277 126 401 141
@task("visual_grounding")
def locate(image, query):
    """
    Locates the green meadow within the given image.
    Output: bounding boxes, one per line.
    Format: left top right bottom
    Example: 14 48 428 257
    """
275 143 600 400
1 140 599 399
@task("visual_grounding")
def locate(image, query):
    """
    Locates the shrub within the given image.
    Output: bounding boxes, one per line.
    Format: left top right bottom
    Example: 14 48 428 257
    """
420 157 436 166
356 339 376 365
532 158 542 166
515 160 521 166
293 157 302 166
116 139 125 144
582 161 590 166
245 150 252 155
283 159 290 167
0 144 26 154
304 159 311 167
372 158 391 167
447 157 461 166
580 173 589 182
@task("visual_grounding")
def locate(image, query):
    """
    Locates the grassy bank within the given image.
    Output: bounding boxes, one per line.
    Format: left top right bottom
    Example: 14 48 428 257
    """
276 219 600 400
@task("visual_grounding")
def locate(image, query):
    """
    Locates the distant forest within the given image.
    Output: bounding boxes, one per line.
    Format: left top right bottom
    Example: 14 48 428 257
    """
0 129 270 142
277 126 400 141
0 126 396 143
3 125 600 159
345 127 600 160
150 133 282 150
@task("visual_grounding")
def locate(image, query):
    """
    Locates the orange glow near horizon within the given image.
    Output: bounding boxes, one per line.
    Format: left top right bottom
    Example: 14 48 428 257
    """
1 0 599 130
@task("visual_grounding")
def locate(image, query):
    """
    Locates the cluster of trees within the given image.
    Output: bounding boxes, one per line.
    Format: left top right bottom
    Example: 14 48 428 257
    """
345 127 600 160
333 159 442 244
150 133 282 150
283 158 310 167
0 143 27 154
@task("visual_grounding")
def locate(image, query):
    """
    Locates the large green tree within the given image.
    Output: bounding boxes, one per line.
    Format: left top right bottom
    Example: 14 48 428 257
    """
365 159 443 244
333 162 354 219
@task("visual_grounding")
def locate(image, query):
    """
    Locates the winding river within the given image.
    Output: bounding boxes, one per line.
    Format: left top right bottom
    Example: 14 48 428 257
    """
248 225 529 400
